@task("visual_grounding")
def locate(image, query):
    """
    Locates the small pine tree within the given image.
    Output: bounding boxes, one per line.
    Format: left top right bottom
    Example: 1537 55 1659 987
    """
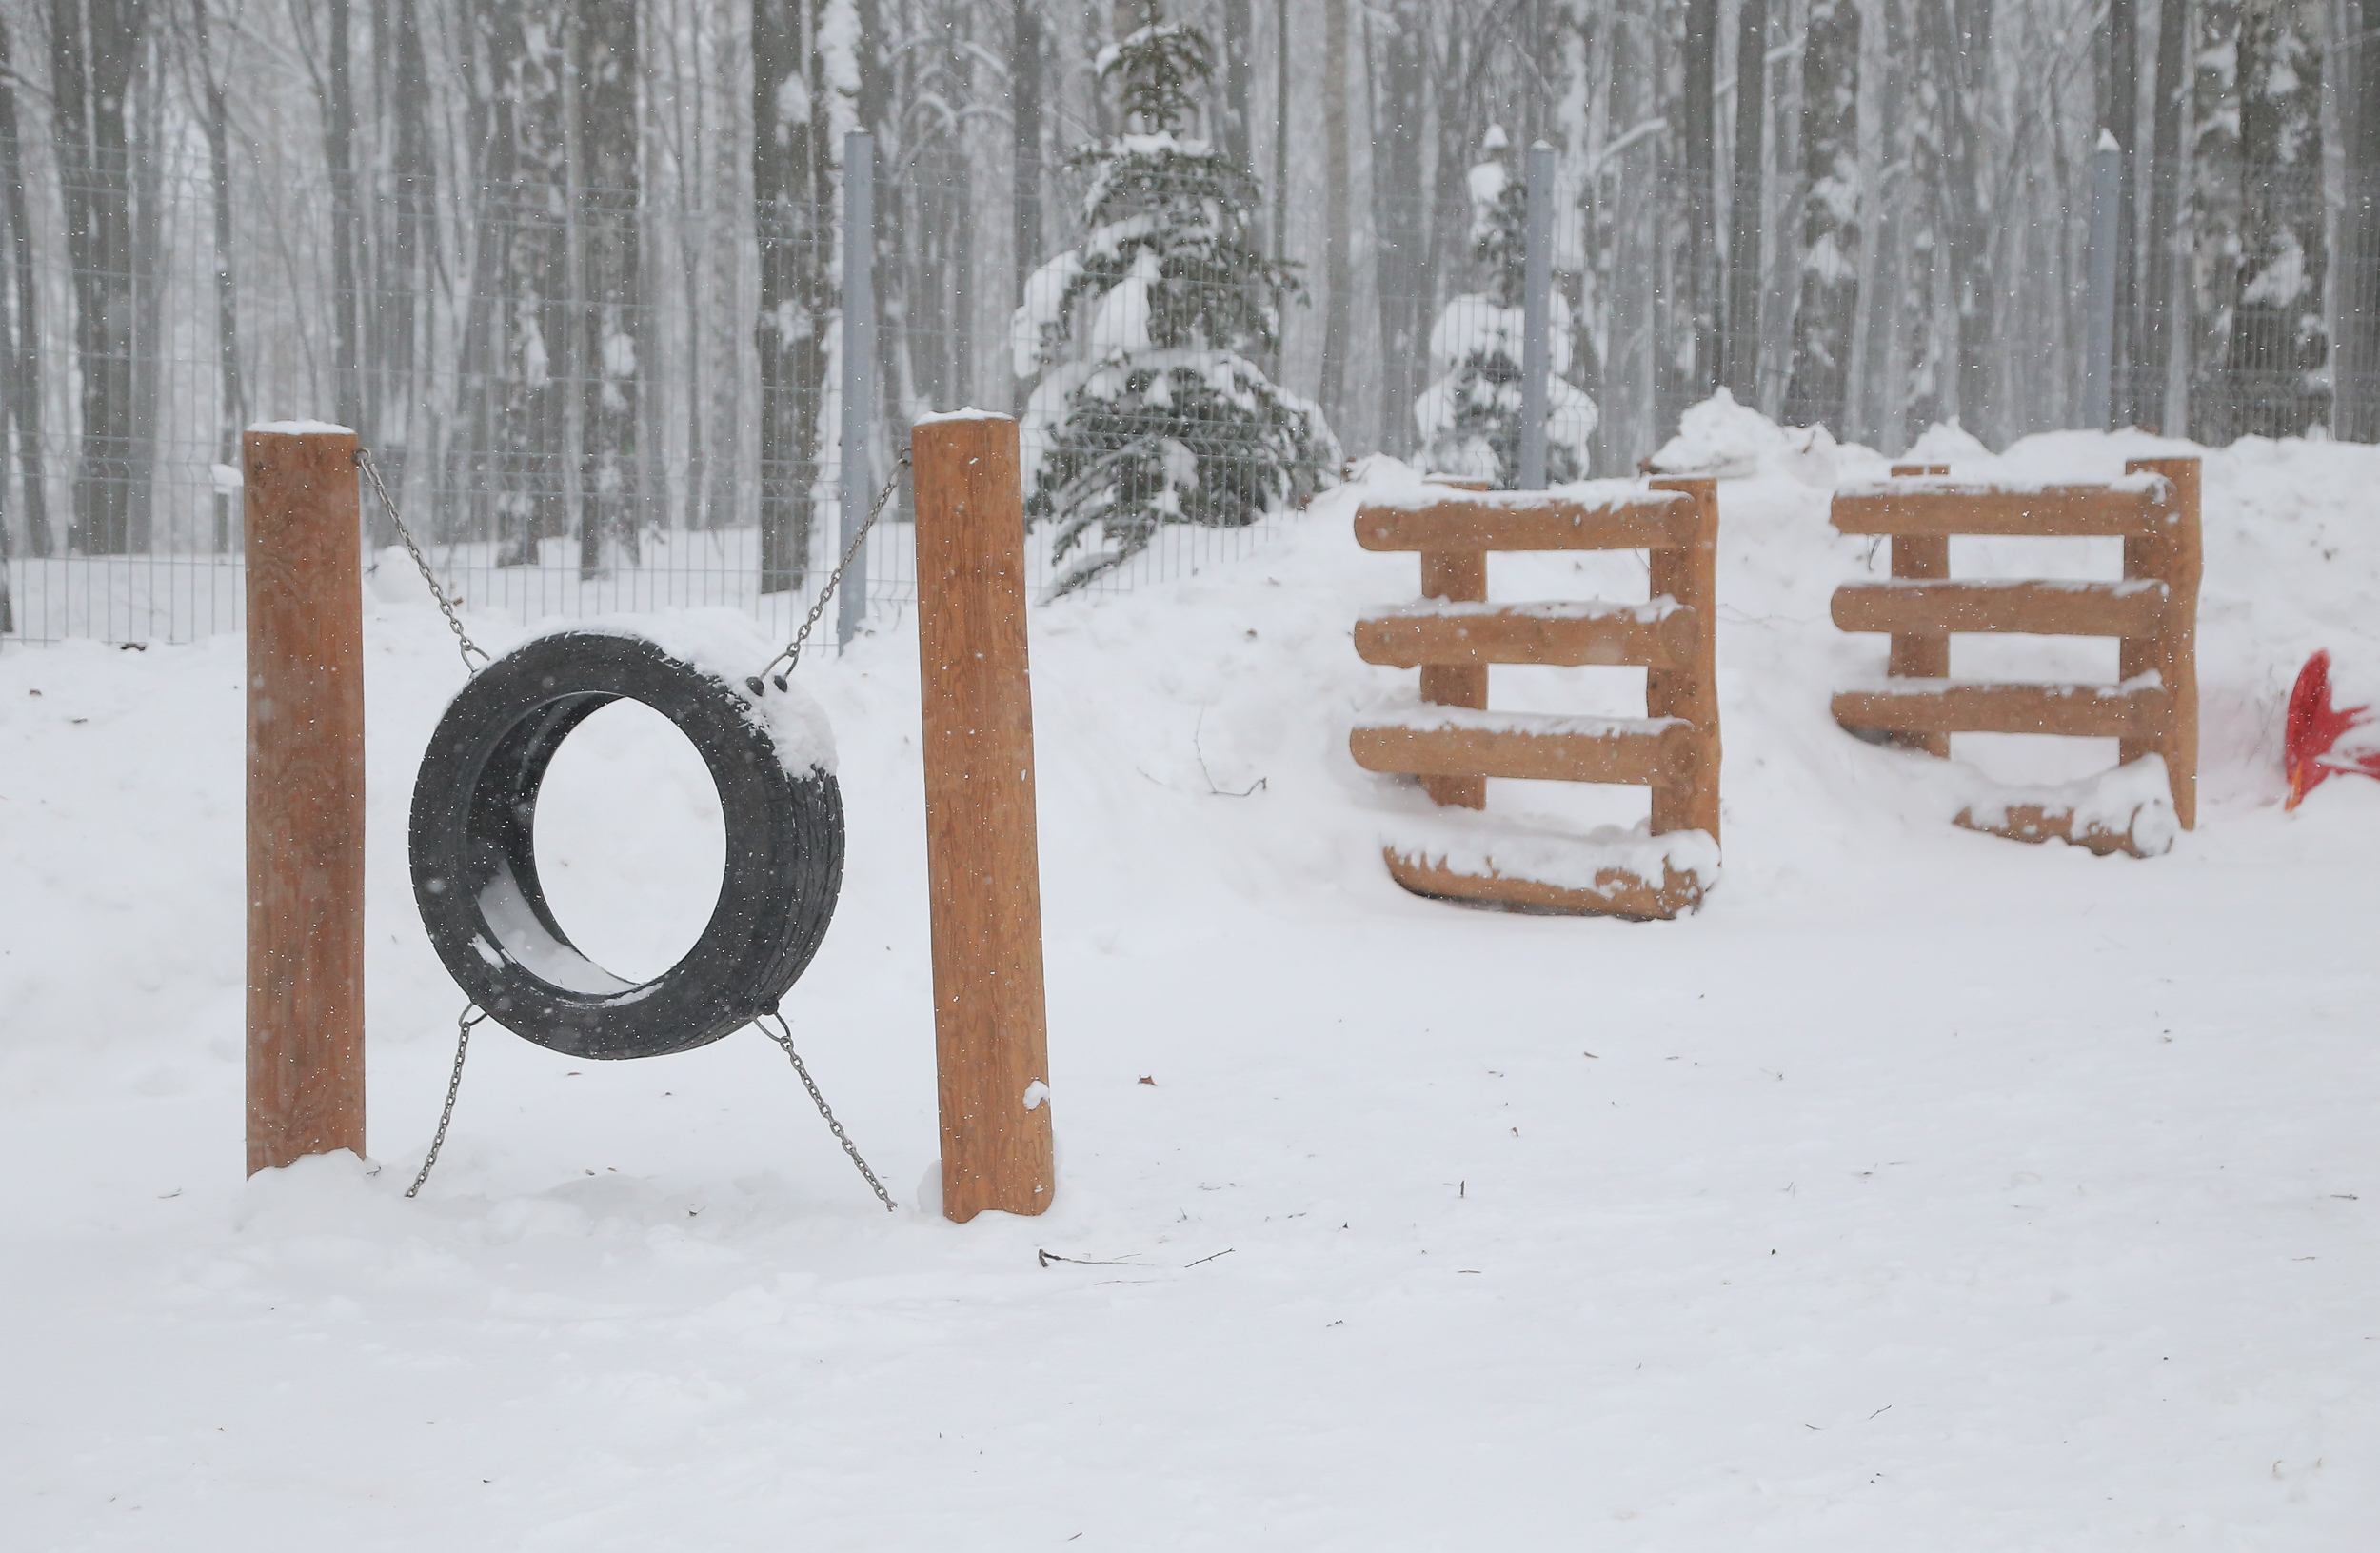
1012 10 1337 594
1413 129 1597 486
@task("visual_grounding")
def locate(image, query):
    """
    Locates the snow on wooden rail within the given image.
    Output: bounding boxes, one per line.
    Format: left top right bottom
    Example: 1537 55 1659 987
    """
1827 458 2200 856
1350 477 1721 919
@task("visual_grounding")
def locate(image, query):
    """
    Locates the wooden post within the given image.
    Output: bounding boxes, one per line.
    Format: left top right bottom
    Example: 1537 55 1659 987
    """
1417 548 1488 809
911 412 1054 1222
1886 464 1952 757
246 423 366 1176
1646 477 1721 842
2123 456 2200 828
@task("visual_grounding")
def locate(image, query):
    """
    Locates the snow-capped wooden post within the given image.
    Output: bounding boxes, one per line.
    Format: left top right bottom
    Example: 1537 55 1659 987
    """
2122 455 2201 829
1887 464 1952 759
911 410 1054 1222
245 422 367 1176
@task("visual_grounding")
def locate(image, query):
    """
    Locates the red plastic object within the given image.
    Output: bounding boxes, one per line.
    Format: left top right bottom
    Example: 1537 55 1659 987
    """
2284 650 2380 809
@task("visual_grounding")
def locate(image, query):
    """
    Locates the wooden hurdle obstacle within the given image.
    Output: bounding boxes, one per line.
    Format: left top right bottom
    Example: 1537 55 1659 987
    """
1348 478 1722 918
1829 456 2200 854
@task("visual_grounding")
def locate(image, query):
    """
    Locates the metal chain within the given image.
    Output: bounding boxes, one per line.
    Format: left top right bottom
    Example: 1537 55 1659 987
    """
406 1005 486 1198
356 448 492 675
748 451 911 694
760 1011 897 1212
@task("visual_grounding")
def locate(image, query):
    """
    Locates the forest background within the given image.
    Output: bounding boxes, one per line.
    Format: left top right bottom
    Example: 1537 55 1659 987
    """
0 0 2370 627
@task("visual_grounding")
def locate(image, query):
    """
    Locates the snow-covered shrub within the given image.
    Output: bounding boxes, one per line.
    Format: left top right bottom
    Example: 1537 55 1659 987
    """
1011 14 1337 595
1413 129 1597 487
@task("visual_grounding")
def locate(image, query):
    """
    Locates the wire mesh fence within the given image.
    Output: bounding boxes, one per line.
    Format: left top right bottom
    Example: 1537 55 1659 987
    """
0 131 1323 647
0 128 2372 649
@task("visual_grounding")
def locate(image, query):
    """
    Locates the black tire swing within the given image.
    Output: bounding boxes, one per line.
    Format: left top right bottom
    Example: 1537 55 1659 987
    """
409 630 845 1061
362 444 898 1205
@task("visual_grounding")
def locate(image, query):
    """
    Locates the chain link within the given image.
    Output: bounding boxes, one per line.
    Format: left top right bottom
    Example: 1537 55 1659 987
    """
761 1011 898 1212
405 1005 486 1198
748 451 911 694
357 448 491 675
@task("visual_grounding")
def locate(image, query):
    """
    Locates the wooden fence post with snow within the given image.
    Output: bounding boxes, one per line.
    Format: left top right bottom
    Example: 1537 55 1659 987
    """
1884 463 1953 757
1348 477 1724 919
245 422 366 1176
1827 456 2201 854
911 411 1055 1222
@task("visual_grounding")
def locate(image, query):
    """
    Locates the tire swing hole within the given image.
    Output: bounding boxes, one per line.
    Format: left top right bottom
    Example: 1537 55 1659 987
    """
530 699 726 984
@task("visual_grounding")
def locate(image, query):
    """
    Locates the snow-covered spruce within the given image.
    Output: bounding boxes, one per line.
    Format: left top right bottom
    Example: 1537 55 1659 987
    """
1011 14 1335 596
1412 128 1597 488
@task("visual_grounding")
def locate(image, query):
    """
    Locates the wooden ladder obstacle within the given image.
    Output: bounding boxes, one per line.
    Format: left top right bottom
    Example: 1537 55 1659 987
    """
1828 457 2200 854
1348 477 1722 918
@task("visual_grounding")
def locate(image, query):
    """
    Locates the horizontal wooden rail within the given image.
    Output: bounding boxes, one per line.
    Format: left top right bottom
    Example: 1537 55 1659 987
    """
1832 579 2167 639
1356 600 1698 669
1356 491 1694 553
1831 484 2166 538
1832 681 2172 740
1351 708 1702 787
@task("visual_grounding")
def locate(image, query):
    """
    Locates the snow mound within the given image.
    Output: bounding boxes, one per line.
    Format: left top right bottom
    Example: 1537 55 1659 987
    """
1645 389 1838 487
1943 754 2182 858
1902 420 1994 467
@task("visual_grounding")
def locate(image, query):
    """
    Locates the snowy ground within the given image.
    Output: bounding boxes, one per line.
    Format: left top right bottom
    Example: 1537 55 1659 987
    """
3 421 2376 1549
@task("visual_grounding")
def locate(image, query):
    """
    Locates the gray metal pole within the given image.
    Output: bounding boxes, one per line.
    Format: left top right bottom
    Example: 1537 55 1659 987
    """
1517 141 1556 489
837 130 876 649
2082 129 2120 432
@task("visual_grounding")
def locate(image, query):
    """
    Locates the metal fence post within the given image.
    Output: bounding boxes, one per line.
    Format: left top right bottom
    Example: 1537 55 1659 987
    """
1518 141 1556 490
838 130 876 649
2082 129 2120 432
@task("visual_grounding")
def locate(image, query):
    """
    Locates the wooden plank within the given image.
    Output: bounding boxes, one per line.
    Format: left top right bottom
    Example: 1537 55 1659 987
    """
1890 464 1950 476
1830 485 2163 537
1416 549 1487 809
1382 848 1708 921
1356 601 1699 669
246 424 367 1177
1832 682 2172 739
912 413 1055 1224
1349 714 1703 788
1833 579 2168 638
2120 457 2200 830
1646 478 1721 839
1356 490 1695 553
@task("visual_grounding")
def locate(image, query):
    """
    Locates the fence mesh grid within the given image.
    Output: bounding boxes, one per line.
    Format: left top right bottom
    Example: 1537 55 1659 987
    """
0 133 2365 647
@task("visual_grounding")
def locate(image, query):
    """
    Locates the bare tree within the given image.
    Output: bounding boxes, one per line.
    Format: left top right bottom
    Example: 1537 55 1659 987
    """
755 0 834 591
0 8 50 561
1682 0 1719 397
1786 0 1857 428
1723 0 1768 400
1318 0 1350 430
50 0 149 554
